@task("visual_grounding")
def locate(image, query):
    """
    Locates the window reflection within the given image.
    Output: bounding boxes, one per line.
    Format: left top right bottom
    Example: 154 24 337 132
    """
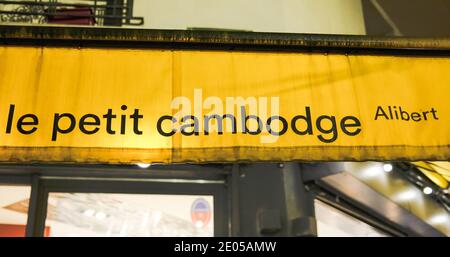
45 193 214 237
0 185 31 237
315 200 388 237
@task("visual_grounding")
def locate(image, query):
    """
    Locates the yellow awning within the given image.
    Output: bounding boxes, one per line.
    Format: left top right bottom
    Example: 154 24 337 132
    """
0 46 448 164
412 161 450 189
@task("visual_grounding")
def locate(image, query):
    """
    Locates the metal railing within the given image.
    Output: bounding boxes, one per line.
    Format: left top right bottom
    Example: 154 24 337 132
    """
0 0 144 26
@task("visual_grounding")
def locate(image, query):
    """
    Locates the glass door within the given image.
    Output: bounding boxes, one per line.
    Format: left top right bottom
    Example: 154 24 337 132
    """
26 176 228 237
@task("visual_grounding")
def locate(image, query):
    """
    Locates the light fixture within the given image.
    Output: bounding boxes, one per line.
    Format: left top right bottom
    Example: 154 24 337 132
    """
152 211 162 226
83 209 95 217
137 163 151 168
95 211 107 220
383 163 393 172
423 187 433 195
394 188 418 201
360 165 384 179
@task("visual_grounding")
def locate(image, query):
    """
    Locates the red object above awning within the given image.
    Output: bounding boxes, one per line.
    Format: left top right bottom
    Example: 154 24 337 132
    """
47 8 95 26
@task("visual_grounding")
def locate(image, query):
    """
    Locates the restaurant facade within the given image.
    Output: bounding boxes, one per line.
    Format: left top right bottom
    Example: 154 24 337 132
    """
0 0 449 237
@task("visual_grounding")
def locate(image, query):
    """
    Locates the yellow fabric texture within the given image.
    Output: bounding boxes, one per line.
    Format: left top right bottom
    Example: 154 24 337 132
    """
413 161 449 189
0 46 448 164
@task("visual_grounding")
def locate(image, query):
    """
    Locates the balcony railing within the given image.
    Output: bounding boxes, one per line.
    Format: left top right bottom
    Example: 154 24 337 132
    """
0 0 144 26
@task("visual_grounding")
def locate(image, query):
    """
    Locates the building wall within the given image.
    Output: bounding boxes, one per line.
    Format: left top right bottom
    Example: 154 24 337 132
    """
131 0 366 35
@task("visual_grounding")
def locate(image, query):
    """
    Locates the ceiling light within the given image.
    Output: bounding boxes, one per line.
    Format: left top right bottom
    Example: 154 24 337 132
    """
423 187 433 195
137 163 151 168
152 211 162 226
360 165 384 179
428 213 449 225
394 188 418 201
83 209 95 217
95 211 107 220
383 163 393 172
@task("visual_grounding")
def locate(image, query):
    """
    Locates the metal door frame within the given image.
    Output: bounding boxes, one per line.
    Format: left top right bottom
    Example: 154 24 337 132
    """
0 164 230 237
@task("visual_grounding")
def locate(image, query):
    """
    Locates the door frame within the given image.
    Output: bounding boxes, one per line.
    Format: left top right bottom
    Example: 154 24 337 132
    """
0 164 230 237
